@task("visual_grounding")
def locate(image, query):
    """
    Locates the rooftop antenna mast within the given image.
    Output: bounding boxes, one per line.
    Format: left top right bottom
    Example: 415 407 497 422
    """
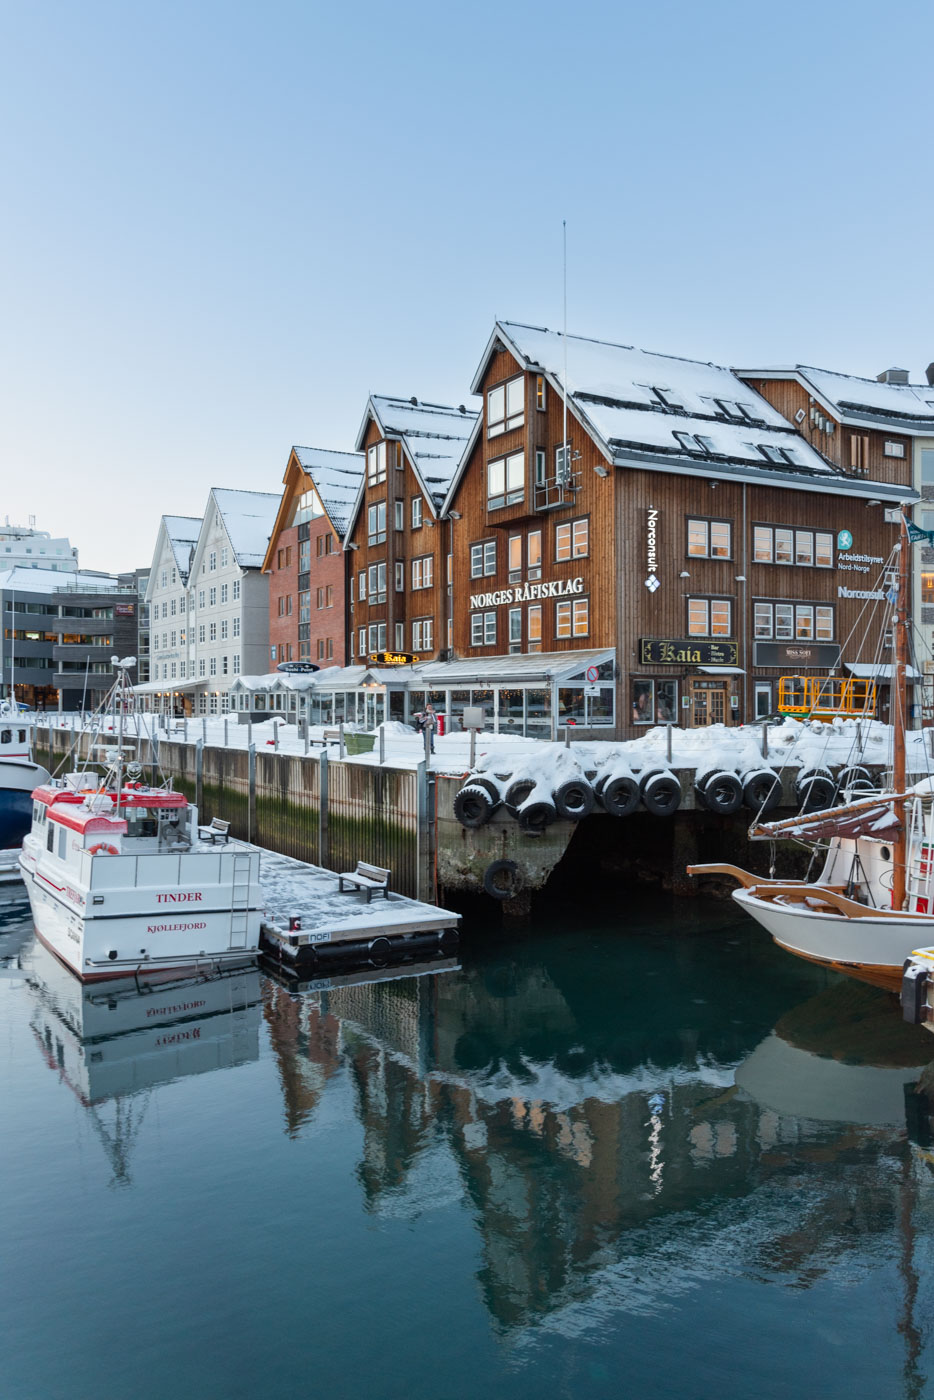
562 220 568 484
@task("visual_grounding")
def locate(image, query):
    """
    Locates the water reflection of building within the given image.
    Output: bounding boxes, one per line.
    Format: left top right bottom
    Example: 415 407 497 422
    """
27 936 261 1183
271 937 934 1345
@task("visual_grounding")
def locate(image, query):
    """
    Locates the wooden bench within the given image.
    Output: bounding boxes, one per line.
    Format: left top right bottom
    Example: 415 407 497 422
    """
198 816 230 844
308 728 342 748
338 861 391 902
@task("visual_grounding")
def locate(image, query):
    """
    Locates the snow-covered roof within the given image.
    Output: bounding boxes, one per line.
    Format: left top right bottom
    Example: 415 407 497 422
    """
488 321 841 480
292 447 364 537
355 395 478 508
211 489 280 568
418 649 615 684
0 566 127 594
162 515 201 579
736 364 934 433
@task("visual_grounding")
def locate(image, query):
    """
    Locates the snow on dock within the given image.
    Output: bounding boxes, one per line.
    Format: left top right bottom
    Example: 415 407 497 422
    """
256 847 460 967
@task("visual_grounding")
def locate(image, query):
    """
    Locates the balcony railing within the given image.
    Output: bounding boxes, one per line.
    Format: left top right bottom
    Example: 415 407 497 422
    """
533 469 582 513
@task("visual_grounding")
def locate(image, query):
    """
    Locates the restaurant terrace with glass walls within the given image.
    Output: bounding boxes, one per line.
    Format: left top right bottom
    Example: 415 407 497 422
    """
441 321 915 737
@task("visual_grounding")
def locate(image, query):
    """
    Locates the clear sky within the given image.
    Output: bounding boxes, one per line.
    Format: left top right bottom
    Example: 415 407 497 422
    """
2 0 932 573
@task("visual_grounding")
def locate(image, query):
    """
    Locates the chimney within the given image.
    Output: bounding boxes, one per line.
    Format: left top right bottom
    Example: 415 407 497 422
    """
926 363 934 387
877 367 909 385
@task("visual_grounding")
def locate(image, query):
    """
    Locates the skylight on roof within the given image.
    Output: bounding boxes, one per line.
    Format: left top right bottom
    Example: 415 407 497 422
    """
673 431 710 456
713 398 744 421
737 401 765 425
757 444 786 465
651 386 686 411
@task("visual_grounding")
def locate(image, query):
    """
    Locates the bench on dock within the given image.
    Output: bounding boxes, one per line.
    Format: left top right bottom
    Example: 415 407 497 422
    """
308 728 342 748
198 816 230 844
338 861 391 902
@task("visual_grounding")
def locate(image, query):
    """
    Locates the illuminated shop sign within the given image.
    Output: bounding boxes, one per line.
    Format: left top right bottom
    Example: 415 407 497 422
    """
639 638 739 666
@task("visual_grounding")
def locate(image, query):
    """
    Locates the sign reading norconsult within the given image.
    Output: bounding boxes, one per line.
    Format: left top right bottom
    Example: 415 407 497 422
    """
469 576 584 609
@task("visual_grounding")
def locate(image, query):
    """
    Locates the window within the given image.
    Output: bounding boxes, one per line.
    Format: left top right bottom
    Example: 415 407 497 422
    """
555 597 589 638
884 440 905 458
170 598 176 616
179 596 185 614
358 570 366 601
528 530 542 580
209 551 216 571
487 451 524 510
359 627 365 656
198 625 205 643
753 525 831 567
850 434 870 471
755 601 834 640
632 679 678 725
316 586 324 609
484 611 496 644
198 589 205 608
754 602 772 638
922 451 934 484
209 622 217 641
221 619 228 639
326 585 333 608
508 535 522 583
411 496 423 529
160 569 167 589
795 531 814 567
508 607 522 653
301 540 311 569
412 618 433 651
233 617 240 637
775 603 793 639
555 517 589 562
367 562 387 604
395 622 405 649
367 442 387 485
488 377 524 437
296 487 323 523
222 656 228 674
688 598 732 636
162 602 168 618
535 449 546 487
394 500 404 531
815 532 833 568
535 375 547 411
687 518 731 558
299 592 310 622
368 501 387 546
923 573 934 603
170 630 176 647
368 622 387 652
221 547 228 568
220 584 228 604
412 555 433 589
528 604 542 652
395 561 405 592
209 587 216 606
470 541 497 578
233 579 240 600
470 612 483 646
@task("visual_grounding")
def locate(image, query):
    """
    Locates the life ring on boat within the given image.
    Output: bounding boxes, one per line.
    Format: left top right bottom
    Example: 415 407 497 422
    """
88 842 119 856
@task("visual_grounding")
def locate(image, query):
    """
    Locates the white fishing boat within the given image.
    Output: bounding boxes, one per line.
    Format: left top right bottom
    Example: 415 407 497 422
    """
690 511 934 991
0 708 49 852
18 662 262 981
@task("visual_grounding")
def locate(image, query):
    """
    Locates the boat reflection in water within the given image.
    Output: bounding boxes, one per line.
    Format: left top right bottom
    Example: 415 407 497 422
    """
263 917 934 1351
27 933 261 1183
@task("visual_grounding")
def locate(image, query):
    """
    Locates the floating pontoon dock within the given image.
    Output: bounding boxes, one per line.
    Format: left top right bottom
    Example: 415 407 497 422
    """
257 848 460 970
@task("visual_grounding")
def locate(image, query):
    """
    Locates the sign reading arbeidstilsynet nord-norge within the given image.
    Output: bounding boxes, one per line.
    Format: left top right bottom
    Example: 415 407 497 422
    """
639 638 739 666
468 576 585 609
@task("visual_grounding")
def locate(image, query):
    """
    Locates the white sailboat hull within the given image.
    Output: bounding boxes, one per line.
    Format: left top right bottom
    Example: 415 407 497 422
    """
733 887 927 988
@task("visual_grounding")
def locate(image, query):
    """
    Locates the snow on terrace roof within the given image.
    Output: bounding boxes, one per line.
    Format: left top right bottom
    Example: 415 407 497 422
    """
292 447 363 536
162 515 201 577
0 566 126 594
494 322 837 479
212 488 281 568
370 396 478 504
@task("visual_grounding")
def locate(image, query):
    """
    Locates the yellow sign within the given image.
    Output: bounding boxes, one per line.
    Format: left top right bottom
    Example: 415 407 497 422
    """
369 651 420 667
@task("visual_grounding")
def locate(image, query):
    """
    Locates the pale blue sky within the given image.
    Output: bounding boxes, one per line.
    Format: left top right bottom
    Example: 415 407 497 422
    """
2 0 932 571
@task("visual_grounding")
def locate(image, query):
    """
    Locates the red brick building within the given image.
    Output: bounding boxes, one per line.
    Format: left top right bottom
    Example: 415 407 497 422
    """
262 446 363 669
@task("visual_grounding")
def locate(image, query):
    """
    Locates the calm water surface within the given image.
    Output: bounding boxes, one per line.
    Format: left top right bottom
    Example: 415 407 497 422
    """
3 889 934 1400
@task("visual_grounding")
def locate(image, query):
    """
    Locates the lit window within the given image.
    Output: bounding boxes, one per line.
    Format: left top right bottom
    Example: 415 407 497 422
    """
795 531 814 567
395 561 404 592
528 604 542 652
487 452 524 510
815 532 833 568
535 376 547 411
528 531 542 580
487 377 525 437
884 440 905 458
508 535 522 582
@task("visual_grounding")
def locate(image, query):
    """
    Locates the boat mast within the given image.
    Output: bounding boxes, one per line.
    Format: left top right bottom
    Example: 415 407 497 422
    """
892 511 910 910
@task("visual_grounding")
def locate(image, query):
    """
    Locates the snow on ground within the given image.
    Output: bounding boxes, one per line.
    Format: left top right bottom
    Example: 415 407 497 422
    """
33 710 934 785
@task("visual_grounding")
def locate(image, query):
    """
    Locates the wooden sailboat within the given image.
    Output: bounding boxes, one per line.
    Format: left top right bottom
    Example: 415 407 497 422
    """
690 512 934 991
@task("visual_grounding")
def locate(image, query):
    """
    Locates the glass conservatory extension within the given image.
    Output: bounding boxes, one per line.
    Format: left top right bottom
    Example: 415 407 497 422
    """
227 651 616 737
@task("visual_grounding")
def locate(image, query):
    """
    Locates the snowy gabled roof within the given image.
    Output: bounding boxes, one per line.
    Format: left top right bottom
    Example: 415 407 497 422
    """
735 364 934 433
292 446 364 537
162 515 201 579
211 488 280 569
354 395 478 508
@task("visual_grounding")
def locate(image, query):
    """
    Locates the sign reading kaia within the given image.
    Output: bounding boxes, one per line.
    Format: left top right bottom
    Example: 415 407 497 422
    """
469 577 584 609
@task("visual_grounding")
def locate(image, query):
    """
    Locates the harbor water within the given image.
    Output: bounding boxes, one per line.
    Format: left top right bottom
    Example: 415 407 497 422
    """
3 889 934 1399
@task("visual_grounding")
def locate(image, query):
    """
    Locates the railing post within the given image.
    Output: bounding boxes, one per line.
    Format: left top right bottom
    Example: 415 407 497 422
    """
195 738 204 816
183 717 188 744
666 723 673 764
202 717 207 746
416 758 430 902
379 724 385 765
319 749 329 867
339 722 345 760
224 717 228 748
761 720 768 760
248 743 256 845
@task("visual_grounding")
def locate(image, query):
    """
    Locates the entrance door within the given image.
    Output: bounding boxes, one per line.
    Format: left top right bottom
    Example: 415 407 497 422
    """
688 679 729 728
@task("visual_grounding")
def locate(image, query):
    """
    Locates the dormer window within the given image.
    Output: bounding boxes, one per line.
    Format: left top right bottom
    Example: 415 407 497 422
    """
488 378 524 438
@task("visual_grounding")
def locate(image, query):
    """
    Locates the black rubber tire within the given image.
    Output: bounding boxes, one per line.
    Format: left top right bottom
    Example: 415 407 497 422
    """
453 785 494 829
593 772 612 799
698 772 743 815
601 775 640 818
504 779 535 815
743 772 782 814
468 776 502 808
837 765 876 793
517 800 557 833
637 768 665 793
642 775 682 817
368 936 393 967
553 778 595 821
483 859 520 900
797 775 836 812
